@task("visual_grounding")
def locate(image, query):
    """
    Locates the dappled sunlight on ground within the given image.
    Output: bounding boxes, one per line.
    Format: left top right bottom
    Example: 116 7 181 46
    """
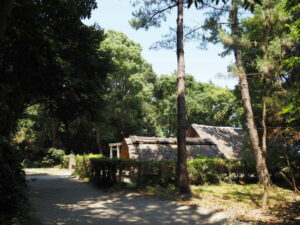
191 184 300 224
27 168 247 225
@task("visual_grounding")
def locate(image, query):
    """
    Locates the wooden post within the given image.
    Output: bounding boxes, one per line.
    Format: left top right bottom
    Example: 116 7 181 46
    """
116 145 119 158
109 146 113 158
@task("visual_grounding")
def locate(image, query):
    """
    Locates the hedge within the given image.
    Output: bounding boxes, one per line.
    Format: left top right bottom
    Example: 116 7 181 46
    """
63 154 256 187
74 154 105 179
89 158 176 187
66 155 175 187
188 158 243 185
61 155 71 169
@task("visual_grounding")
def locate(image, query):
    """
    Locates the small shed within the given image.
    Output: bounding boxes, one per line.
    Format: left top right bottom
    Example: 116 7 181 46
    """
114 135 220 160
186 124 246 159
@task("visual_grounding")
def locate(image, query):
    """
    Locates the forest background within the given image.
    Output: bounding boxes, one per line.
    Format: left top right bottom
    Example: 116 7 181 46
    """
0 0 299 223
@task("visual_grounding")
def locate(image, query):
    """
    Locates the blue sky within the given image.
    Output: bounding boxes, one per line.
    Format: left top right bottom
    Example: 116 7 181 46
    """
83 0 238 89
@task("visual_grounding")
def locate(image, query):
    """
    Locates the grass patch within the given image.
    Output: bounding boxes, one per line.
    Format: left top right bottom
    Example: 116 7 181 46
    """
193 184 297 208
191 183 300 224
109 181 179 200
109 181 299 223
143 185 178 200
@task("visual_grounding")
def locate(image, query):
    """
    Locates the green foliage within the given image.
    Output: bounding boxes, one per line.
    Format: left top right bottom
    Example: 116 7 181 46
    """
22 148 66 168
72 156 176 187
0 2 111 195
61 155 71 169
284 0 300 38
0 0 110 136
266 141 300 181
11 28 243 159
42 148 65 166
188 157 243 185
71 155 255 187
130 1 178 30
241 0 300 144
0 141 27 223
130 0 246 32
99 30 159 141
2 210 41 225
1 10 111 225
280 86 300 123
154 74 243 136
74 155 92 180
85 154 105 159
215 0 300 166
188 158 220 184
74 154 105 179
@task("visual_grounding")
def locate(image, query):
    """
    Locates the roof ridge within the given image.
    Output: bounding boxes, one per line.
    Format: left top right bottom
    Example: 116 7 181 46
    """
192 124 243 130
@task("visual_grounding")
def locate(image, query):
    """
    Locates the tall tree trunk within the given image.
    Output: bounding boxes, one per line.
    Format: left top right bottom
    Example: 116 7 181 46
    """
283 143 299 195
261 77 267 154
50 118 58 148
260 77 270 209
176 0 191 195
96 125 103 154
0 0 14 41
261 16 270 155
230 0 270 210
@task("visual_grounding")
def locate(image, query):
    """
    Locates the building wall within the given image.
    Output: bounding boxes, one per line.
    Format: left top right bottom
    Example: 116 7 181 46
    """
120 141 129 159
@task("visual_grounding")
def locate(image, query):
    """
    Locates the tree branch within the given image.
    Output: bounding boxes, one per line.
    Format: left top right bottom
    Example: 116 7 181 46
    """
201 2 230 11
145 3 178 27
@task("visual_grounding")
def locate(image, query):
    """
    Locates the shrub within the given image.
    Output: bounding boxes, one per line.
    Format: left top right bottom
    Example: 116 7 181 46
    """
60 154 76 169
267 141 300 181
46 148 65 164
0 141 28 224
61 155 70 168
38 148 65 167
71 155 255 188
74 154 105 179
87 158 176 187
188 158 220 185
188 157 243 185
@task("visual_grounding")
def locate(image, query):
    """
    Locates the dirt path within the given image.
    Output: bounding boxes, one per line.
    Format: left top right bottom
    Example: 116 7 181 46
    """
26 168 249 225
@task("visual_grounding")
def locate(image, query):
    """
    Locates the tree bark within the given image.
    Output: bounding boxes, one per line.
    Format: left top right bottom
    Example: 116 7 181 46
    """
176 0 191 195
0 0 14 40
50 118 58 148
96 125 103 154
283 145 299 195
279 172 300 194
261 77 267 154
261 18 270 155
230 0 270 210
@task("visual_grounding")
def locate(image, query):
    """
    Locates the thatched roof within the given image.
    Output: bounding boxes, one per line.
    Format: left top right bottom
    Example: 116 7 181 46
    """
122 135 220 160
125 135 215 145
186 124 246 159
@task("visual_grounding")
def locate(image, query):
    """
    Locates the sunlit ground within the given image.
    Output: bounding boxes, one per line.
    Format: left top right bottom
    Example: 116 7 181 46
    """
140 183 300 224
191 184 300 224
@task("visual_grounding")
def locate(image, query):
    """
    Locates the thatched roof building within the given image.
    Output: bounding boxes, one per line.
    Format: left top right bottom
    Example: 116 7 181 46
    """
109 124 247 160
186 124 246 159
113 135 219 160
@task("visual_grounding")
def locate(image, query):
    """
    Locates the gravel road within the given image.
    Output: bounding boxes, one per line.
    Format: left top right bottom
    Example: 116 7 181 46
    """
26 168 249 225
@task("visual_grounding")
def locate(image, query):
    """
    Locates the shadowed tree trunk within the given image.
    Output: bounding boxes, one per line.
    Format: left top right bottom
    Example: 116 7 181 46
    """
96 125 103 154
230 0 270 210
50 118 59 148
261 76 267 154
176 0 191 195
261 17 271 155
0 0 14 40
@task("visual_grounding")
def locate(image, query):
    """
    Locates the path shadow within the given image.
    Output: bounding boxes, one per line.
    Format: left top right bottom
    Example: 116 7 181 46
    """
27 174 239 225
